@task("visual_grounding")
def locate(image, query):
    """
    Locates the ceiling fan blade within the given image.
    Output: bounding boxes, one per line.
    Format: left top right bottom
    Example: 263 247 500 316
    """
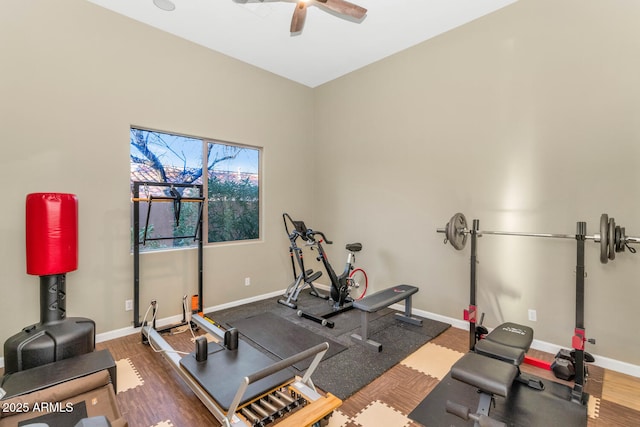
290 2 307 33
318 0 367 19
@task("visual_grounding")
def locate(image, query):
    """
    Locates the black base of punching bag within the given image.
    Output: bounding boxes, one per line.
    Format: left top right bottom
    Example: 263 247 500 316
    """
3 318 96 374
3 274 95 374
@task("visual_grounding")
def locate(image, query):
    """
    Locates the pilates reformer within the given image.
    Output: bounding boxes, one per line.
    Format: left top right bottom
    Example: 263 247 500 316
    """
133 182 341 426
141 310 341 427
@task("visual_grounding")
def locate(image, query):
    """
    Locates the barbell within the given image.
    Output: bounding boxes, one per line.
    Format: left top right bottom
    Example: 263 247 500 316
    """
437 212 638 264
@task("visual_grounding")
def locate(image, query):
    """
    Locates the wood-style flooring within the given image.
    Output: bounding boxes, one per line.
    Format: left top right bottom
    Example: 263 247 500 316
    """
3 321 638 426
91 323 640 427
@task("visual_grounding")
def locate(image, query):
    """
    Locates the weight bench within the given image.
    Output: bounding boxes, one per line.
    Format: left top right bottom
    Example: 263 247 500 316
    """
475 322 544 390
446 322 544 426
351 284 422 352
446 352 517 427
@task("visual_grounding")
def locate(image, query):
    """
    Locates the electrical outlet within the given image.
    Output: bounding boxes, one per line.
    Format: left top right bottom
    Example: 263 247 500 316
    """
528 309 537 322
125 299 133 311
245 277 251 286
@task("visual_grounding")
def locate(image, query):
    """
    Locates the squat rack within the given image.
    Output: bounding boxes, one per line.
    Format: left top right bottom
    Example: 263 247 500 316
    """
437 212 639 405
131 181 205 328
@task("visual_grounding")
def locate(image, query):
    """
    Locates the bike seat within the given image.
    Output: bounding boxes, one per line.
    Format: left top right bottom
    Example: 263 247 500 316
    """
346 243 362 252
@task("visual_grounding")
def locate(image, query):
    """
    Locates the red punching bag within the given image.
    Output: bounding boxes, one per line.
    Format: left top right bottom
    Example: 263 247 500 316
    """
3 192 93 375
26 193 78 275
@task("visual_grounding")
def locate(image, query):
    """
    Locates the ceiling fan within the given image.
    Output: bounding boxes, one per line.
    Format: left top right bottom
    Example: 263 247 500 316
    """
290 0 367 33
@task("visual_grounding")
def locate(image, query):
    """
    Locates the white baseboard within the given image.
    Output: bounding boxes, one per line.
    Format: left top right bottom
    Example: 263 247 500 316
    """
2 288 638 379
317 284 640 378
94 289 286 343
400 304 640 379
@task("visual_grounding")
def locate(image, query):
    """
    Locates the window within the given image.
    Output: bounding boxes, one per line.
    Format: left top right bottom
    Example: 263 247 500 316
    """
130 128 260 251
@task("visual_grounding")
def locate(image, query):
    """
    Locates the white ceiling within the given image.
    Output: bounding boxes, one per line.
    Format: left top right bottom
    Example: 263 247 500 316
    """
88 0 518 88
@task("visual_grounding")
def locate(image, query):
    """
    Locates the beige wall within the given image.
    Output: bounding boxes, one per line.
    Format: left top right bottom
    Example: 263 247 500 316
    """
313 0 640 365
1 0 639 369
0 0 314 343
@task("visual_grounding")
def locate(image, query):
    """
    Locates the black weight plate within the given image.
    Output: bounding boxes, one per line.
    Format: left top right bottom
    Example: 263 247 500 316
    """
609 218 615 260
616 227 626 252
447 212 468 250
600 213 608 264
445 214 457 244
615 226 621 252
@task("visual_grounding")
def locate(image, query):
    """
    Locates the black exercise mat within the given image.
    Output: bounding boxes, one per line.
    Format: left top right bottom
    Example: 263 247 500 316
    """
208 290 450 400
409 371 587 427
229 312 347 370
292 296 393 337
311 311 446 399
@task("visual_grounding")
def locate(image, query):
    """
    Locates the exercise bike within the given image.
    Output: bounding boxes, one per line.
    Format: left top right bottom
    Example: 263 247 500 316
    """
279 214 367 328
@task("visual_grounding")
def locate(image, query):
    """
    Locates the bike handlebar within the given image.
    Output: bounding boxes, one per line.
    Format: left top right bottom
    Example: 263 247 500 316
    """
283 213 333 244
309 230 333 245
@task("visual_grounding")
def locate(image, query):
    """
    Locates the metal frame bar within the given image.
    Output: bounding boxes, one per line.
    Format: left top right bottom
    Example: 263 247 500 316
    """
350 311 382 351
572 222 587 404
132 181 204 327
437 226 640 244
469 219 479 351
393 295 423 326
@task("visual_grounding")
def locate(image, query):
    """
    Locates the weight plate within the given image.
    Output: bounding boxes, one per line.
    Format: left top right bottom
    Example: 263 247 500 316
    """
608 218 615 260
617 227 626 252
600 213 608 264
620 226 626 252
445 215 456 244
447 212 468 250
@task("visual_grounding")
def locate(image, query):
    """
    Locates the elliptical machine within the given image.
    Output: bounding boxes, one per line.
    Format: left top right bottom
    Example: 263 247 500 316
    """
279 213 367 328
278 213 329 309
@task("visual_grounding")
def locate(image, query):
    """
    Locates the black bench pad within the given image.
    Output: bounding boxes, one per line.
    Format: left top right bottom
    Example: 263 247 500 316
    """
451 352 518 398
475 339 526 365
475 322 534 365
484 322 533 351
353 284 418 312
